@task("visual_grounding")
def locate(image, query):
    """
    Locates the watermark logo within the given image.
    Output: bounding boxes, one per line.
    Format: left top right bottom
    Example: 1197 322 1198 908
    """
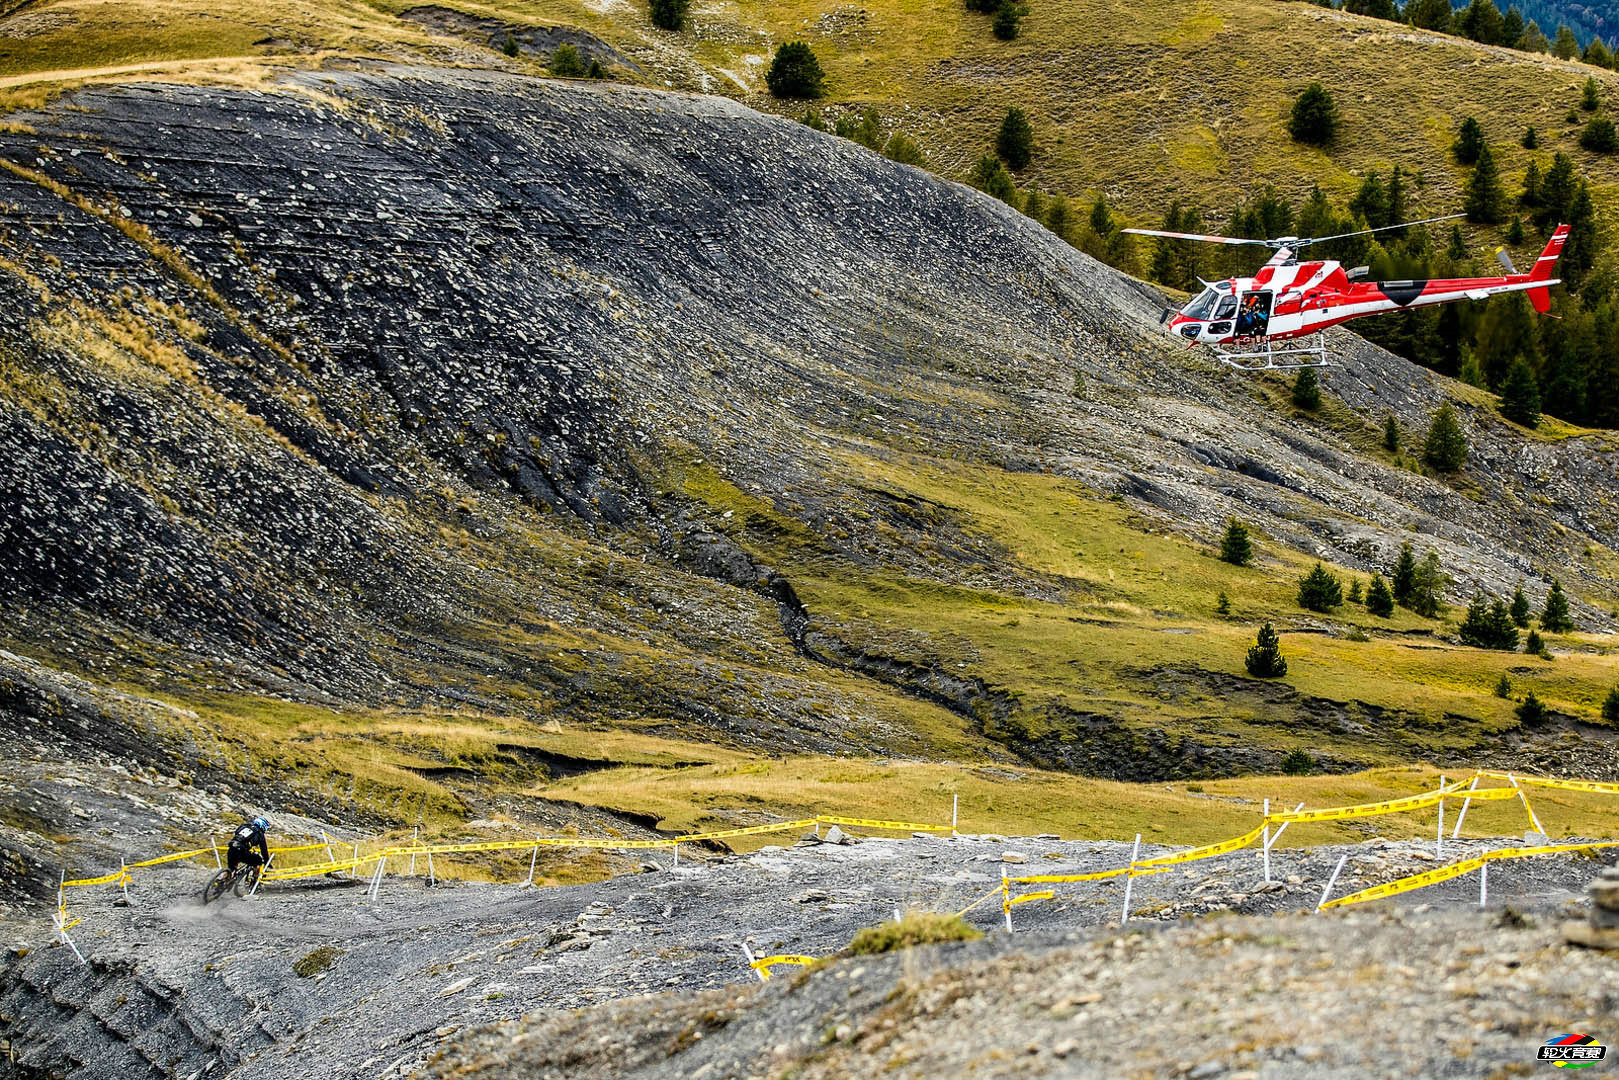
1539 1034 1606 1069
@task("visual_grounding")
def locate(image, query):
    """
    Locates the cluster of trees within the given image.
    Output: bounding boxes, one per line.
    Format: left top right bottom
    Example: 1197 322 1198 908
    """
1313 0 1618 70
800 106 927 166
648 0 690 31
965 0 1030 40
546 44 610 79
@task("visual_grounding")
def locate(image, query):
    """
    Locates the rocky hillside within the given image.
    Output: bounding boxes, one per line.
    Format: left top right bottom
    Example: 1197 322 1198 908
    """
1 66 1617 801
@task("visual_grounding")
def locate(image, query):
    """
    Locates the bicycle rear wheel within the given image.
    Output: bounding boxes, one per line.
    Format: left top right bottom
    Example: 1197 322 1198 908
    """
233 865 261 898
202 869 232 905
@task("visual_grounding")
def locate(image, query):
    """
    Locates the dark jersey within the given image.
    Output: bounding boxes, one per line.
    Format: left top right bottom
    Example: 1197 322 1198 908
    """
229 822 269 863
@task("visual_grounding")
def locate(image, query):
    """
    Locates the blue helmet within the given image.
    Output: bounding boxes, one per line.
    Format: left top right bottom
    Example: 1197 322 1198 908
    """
253 816 270 831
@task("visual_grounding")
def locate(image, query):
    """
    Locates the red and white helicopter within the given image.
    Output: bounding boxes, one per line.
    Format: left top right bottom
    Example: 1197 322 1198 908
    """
1123 215 1570 369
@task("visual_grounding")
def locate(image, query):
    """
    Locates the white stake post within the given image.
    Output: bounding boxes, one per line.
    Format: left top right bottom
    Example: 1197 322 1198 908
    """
673 842 679 870
211 840 222 870
368 856 386 901
1266 803 1305 856
522 837 540 888
1436 776 1445 859
120 859 130 905
56 870 64 913
1002 867 1012 932
52 908 85 965
1120 834 1142 927
409 827 419 876
427 850 436 887
1479 861 1488 908
1451 776 1479 839
952 794 959 837
1508 773 1547 837
743 943 764 983
1316 854 1348 912
1261 799 1271 883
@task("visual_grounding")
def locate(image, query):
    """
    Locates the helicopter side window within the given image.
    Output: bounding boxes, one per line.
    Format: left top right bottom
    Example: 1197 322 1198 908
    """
1181 287 1219 320
1214 293 1238 319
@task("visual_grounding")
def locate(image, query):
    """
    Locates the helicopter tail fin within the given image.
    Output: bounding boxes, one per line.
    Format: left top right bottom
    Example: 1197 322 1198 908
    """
1527 224 1570 314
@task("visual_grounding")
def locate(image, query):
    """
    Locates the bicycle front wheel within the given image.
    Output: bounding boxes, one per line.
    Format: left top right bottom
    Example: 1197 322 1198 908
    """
202 870 232 905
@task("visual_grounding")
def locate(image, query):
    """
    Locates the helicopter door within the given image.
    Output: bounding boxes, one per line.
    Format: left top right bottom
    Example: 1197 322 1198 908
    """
1234 290 1273 340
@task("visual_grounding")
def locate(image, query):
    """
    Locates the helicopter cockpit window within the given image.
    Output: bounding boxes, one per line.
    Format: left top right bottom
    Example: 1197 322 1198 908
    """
1182 287 1220 320
1214 293 1238 319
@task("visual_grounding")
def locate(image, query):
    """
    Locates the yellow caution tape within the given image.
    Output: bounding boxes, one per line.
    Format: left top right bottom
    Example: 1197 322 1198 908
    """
268 841 334 854
751 955 819 980
62 869 132 888
128 848 213 868
1479 772 1619 796
1321 839 1619 910
955 883 1006 917
1005 890 1054 908
260 856 373 881
815 816 952 833
1137 823 1270 868
1266 786 1517 825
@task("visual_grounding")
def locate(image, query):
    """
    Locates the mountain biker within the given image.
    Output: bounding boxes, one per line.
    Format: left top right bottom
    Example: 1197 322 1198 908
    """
227 816 272 876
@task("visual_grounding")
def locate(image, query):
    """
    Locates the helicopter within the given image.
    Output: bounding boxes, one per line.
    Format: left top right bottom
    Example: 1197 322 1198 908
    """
1123 215 1570 370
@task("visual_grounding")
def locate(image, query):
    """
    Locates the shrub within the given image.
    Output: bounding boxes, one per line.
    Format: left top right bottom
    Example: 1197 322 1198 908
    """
996 107 1034 169
1495 673 1513 698
882 132 926 166
836 107 883 150
587 58 608 79
992 0 1028 40
800 109 827 132
1215 590 1231 617
766 42 826 99
1580 115 1617 153
1288 82 1339 145
1581 76 1601 112
549 44 587 77
848 912 982 955
1525 628 1547 656
1219 518 1254 567
1422 402 1468 473
1246 623 1288 678
502 35 520 57
1515 690 1547 727
1280 748 1315 775
1540 579 1574 633
293 945 342 978
1347 579 1363 604
1603 686 1619 724
969 154 1018 204
1297 561 1343 612
1366 573 1395 617
649 0 691 31
1291 366 1322 410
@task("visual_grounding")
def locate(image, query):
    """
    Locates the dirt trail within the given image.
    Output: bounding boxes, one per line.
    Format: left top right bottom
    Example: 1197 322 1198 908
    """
0 57 270 90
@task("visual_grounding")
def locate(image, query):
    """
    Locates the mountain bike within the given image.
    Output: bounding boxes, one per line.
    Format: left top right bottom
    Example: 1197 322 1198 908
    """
202 860 266 904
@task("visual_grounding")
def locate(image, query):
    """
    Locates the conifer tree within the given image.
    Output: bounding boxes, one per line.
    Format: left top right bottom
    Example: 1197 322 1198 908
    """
1586 38 1614 68
1288 82 1339 145
1487 597 1520 649
1246 623 1288 678
1366 573 1395 617
549 44 586 76
1540 579 1575 632
1603 685 1619 724
1220 518 1254 567
992 0 1028 39
1510 582 1531 627
1392 541 1418 605
882 132 926 166
1499 359 1542 426
1453 117 1486 165
1582 76 1602 112
1525 628 1547 656
1043 194 1072 243
1423 402 1469 472
1408 549 1447 618
1347 579 1364 604
1298 562 1344 612
1407 0 1452 30
1215 590 1232 617
1382 412 1401 453
1464 144 1508 224
1522 125 1539 149
996 107 1034 169
765 41 826 98
1516 690 1547 726
1554 24 1579 59
1495 673 1514 698
969 155 1018 204
1458 592 1492 647
649 0 691 30
1580 115 1617 154
1291 366 1322 410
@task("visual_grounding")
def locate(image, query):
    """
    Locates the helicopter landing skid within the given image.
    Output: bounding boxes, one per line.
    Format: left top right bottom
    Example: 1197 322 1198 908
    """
1210 332 1328 371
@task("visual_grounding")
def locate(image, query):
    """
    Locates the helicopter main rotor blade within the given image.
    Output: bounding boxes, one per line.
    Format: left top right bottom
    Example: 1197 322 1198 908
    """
1297 213 1465 247
1120 228 1273 247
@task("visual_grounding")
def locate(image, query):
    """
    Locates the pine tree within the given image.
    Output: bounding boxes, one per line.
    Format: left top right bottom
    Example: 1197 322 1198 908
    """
1220 518 1255 567
1291 366 1323 410
502 34 521 57
1298 562 1344 612
586 58 608 78
991 0 1028 39
765 41 826 98
1246 623 1288 678
1366 573 1395 616
1464 144 1508 224
1554 24 1579 59
1288 82 1339 145
1281 748 1316 775
969 155 1017 204
1540 579 1574 632
1495 673 1513 698
549 44 586 76
1499 359 1542 426
1453 117 1486 165
1215 590 1232 617
1347 579 1364 604
1525 628 1547 656
649 0 691 30
1486 598 1520 650
1515 690 1548 726
1409 549 1447 618
1043 194 1072 243
996 107 1034 169
1456 0 1505 43
1580 115 1618 153
1502 4 1525 45
1458 592 1492 646
1382 412 1401 453
1392 541 1418 604
1521 125 1539 149
882 132 926 166
1407 0 1452 30
1423 401 1469 472
1022 188 1046 222
1582 76 1602 112
1603 685 1619 724
1586 38 1615 68
1510 582 1531 627
1521 19 1549 51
